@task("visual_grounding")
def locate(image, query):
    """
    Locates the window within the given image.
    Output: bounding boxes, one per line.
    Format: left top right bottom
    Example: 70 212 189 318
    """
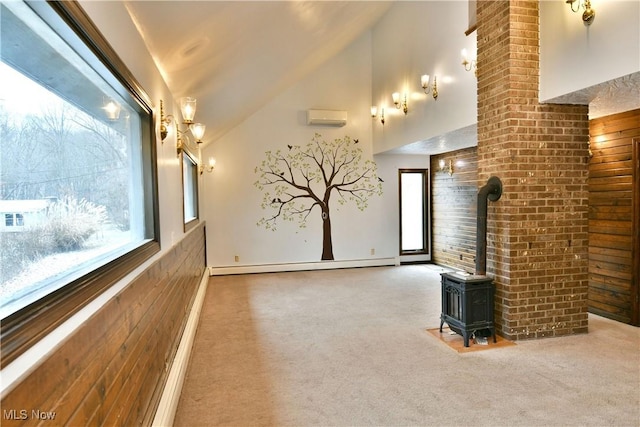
3 213 24 227
0 1 159 367
182 150 199 230
399 169 429 255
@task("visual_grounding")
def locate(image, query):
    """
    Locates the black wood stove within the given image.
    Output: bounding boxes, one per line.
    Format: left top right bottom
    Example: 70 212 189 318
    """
439 272 496 347
439 176 502 347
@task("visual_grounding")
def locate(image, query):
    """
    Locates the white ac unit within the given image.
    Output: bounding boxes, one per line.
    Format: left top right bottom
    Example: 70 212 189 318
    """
306 109 347 127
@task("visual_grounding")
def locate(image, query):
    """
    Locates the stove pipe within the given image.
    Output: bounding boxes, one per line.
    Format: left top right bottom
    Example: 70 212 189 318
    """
476 176 503 276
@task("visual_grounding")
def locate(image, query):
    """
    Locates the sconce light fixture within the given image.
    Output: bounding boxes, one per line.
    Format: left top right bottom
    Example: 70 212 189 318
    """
439 159 453 176
200 157 216 174
371 106 385 125
392 92 408 115
102 99 121 121
566 0 595 25
461 49 477 77
160 98 207 156
420 74 438 100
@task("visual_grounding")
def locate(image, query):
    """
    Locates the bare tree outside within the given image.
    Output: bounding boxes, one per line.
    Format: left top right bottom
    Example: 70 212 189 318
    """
254 133 383 260
0 62 136 311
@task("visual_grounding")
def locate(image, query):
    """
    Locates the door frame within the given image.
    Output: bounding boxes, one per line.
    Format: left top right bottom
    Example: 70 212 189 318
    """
398 168 430 256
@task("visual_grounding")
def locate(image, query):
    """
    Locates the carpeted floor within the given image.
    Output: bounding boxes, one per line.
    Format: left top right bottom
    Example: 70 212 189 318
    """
174 265 640 427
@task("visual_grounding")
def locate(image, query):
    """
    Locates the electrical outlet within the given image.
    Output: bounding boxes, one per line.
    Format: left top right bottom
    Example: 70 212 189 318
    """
370 248 375 256
234 255 239 262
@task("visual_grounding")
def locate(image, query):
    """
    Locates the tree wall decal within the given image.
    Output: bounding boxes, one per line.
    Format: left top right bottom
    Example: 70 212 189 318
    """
254 133 383 261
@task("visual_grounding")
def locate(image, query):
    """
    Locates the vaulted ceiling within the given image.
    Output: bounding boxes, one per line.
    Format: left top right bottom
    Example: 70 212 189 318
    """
124 1 393 145
123 1 640 151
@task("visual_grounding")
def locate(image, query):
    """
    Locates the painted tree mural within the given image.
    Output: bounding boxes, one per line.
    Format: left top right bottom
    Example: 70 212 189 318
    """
254 133 383 260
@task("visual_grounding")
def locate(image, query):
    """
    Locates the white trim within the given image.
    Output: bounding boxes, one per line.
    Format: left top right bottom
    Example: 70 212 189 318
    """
152 270 209 427
209 257 398 276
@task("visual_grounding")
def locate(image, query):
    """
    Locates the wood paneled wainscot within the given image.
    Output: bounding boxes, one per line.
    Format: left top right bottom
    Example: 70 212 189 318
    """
431 147 479 272
588 109 640 325
1 223 207 426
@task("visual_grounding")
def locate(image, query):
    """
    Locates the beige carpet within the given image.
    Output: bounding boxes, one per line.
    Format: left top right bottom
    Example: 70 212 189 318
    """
174 265 640 427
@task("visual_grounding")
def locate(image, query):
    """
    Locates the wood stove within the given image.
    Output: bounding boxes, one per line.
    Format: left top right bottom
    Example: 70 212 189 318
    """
439 272 496 347
439 176 502 347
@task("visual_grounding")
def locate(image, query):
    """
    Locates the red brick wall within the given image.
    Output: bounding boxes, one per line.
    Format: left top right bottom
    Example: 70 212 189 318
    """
476 1 590 339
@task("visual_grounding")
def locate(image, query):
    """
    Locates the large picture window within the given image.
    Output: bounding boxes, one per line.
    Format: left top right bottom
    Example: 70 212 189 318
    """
0 1 159 366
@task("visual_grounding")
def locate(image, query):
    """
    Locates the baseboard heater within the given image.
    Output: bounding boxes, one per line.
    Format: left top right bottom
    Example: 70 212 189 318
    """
209 257 398 276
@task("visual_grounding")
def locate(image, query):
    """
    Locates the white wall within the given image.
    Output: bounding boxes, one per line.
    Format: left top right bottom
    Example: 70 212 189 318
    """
202 31 377 267
202 31 432 269
540 0 640 101
371 1 477 154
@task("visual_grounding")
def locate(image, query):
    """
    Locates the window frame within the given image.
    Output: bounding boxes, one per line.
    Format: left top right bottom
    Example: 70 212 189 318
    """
181 148 200 232
398 168 430 256
0 0 160 368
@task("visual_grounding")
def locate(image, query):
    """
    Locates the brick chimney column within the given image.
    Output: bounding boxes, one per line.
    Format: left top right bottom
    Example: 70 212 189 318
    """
476 1 590 339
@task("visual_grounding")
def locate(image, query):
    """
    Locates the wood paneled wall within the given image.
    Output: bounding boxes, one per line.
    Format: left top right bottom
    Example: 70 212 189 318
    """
431 147 478 272
589 109 640 325
1 223 207 426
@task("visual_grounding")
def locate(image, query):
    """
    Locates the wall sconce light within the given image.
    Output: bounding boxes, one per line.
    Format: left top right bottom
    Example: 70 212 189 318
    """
102 99 121 121
420 74 438 100
371 106 385 125
566 0 595 25
160 98 207 156
200 157 216 174
439 159 453 176
461 49 477 77
392 92 408 115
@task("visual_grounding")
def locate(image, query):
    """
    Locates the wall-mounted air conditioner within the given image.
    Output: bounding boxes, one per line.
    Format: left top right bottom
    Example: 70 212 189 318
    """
306 109 347 127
